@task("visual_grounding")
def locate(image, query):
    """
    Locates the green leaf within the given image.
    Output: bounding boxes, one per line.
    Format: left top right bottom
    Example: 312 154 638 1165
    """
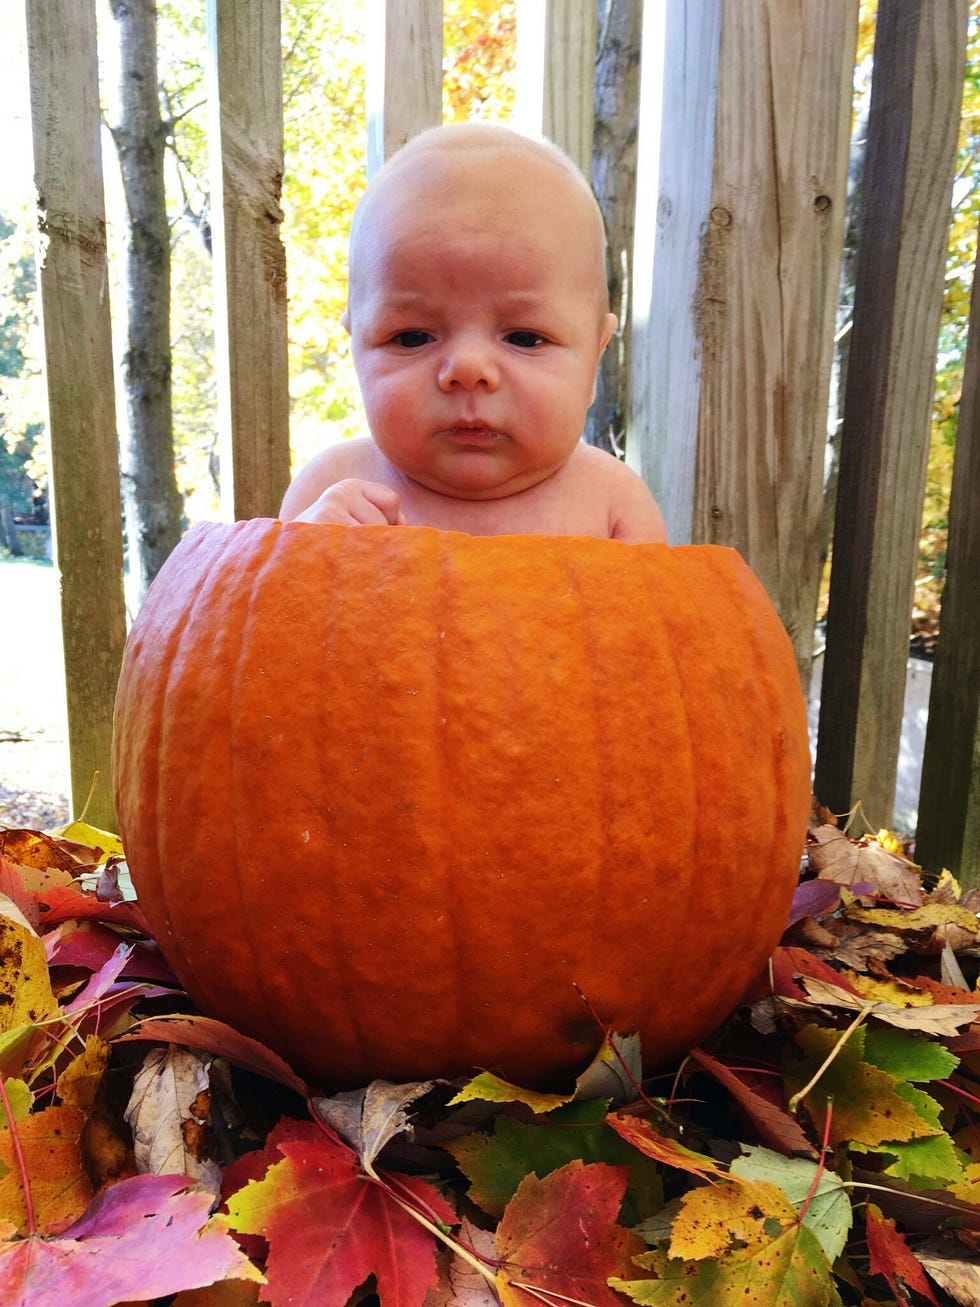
612 1221 842 1306
862 1025 959 1083
787 1025 945 1149
851 1132 967 1188
448 1098 663 1225
731 1146 852 1263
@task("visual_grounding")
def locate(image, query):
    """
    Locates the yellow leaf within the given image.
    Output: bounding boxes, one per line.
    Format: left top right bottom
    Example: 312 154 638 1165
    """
0 915 59 1034
57 1035 110 1113
0 1103 93 1235
669 1178 797 1261
448 1070 572 1115
845 971 934 1008
51 820 124 863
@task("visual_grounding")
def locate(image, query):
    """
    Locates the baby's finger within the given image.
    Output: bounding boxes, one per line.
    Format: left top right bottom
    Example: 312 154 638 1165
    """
360 483 403 525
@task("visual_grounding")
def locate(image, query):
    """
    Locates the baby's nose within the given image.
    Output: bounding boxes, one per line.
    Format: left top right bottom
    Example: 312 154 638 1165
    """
437 336 500 392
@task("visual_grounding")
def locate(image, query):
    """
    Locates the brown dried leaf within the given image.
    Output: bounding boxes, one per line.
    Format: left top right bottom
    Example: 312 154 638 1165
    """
808 824 923 905
124 1047 221 1199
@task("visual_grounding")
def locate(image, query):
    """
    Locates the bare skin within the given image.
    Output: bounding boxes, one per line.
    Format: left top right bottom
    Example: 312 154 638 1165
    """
279 124 667 543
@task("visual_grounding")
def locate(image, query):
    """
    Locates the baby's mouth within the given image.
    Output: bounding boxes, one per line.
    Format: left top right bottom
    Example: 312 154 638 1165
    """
441 425 503 444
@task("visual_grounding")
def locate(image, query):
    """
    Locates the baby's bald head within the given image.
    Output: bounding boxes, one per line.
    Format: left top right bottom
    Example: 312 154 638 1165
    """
345 123 611 324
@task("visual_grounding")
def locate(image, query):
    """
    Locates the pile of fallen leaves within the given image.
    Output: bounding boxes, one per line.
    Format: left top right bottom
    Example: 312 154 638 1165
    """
2 816 980 1306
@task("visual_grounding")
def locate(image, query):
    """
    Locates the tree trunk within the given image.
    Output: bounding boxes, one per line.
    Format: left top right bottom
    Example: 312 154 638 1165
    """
586 0 642 455
109 0 183 601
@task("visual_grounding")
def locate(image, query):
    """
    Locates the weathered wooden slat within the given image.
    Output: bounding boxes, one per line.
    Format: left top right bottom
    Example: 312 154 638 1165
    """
366 0 442 174
814 0 968 827
915 236 980 881
25 0 127 832
632 0 856 685
515 0 597 172
207 0 291 521
628 0 722 540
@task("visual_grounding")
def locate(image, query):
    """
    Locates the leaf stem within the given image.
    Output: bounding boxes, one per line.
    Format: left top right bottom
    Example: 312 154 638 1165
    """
361 1163 499 1287
0 1075 35 1236
788 1002 872 1114
798 1097 833 1221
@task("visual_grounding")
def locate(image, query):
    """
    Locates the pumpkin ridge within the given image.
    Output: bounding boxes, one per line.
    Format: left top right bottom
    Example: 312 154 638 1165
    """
115 522 233 986
230 522 325 1053
113 525 812 1087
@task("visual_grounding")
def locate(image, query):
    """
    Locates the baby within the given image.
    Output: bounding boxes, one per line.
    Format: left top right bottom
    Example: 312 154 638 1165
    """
279 122 667 542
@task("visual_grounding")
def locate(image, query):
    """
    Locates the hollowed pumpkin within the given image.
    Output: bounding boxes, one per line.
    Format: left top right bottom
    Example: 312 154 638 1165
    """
112 519 811 1089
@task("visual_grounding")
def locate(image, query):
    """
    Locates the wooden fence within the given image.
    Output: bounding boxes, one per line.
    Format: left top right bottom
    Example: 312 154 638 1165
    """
22 0 979 881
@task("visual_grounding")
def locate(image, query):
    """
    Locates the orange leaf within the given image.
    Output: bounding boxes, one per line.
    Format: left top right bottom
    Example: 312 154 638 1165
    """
0 1105 92 1236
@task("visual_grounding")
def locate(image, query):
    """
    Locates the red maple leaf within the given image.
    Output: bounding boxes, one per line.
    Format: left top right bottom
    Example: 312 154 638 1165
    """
866 1202 939 1304
226 1119 458 1306
494 1160 644 1306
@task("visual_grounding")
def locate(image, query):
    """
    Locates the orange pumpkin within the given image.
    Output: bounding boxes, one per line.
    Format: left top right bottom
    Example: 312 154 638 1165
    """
112 520 810 1089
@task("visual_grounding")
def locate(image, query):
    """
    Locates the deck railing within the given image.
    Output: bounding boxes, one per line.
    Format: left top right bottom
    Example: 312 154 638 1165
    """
22 0 979 880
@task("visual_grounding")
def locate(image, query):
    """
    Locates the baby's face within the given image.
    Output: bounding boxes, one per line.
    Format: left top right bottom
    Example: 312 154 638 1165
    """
344 148 615 501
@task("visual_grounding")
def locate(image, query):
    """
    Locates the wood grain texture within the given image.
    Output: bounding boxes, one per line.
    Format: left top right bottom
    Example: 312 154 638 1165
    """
207 0 291 521
366 0 442 174
692 0 857 680
916 234 980 880
629 0 723 542
26 0 126 830
543 0 598 173
815 0 969 825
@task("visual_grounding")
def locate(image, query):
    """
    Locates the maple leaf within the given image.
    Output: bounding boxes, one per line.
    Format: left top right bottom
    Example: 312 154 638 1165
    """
0 1172 262 1307
226 1118 458 1306
730 1147 852 1262
668 1176 799 1260
0 1104 93 1236
865 1201 940 1304
449 1097 662 1225
494 1160 644 1306
612 1220 841 1306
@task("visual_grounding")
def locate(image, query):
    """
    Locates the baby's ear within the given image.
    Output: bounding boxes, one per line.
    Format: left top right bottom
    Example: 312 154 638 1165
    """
599 312 617 354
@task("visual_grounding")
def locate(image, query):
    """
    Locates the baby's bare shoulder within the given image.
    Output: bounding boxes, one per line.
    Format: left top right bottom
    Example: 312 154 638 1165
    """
567 444 667 543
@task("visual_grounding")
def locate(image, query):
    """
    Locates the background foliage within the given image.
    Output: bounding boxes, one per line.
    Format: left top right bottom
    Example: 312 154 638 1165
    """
0 0 975 633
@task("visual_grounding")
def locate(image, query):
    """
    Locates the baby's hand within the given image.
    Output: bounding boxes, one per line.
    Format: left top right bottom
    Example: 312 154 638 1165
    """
294 479 406 527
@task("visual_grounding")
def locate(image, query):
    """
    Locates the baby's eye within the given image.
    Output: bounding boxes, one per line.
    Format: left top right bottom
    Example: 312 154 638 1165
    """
392 330 433 348
505 330 546 349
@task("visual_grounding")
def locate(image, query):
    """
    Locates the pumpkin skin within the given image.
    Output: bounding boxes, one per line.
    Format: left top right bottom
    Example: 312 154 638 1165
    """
112 519 811 1089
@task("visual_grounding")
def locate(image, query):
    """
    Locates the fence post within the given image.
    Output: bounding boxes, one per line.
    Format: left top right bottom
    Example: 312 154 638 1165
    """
814 0 969 827
631 0 856 685
915 236 980 882
25 0 127 832
207 0 291 522
366 0 443 175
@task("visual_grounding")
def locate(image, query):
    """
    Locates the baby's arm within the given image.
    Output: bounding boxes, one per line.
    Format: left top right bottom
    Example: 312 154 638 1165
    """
279 442 405 526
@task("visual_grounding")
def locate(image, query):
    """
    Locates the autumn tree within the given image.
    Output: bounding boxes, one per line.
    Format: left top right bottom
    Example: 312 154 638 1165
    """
106 0 184 600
